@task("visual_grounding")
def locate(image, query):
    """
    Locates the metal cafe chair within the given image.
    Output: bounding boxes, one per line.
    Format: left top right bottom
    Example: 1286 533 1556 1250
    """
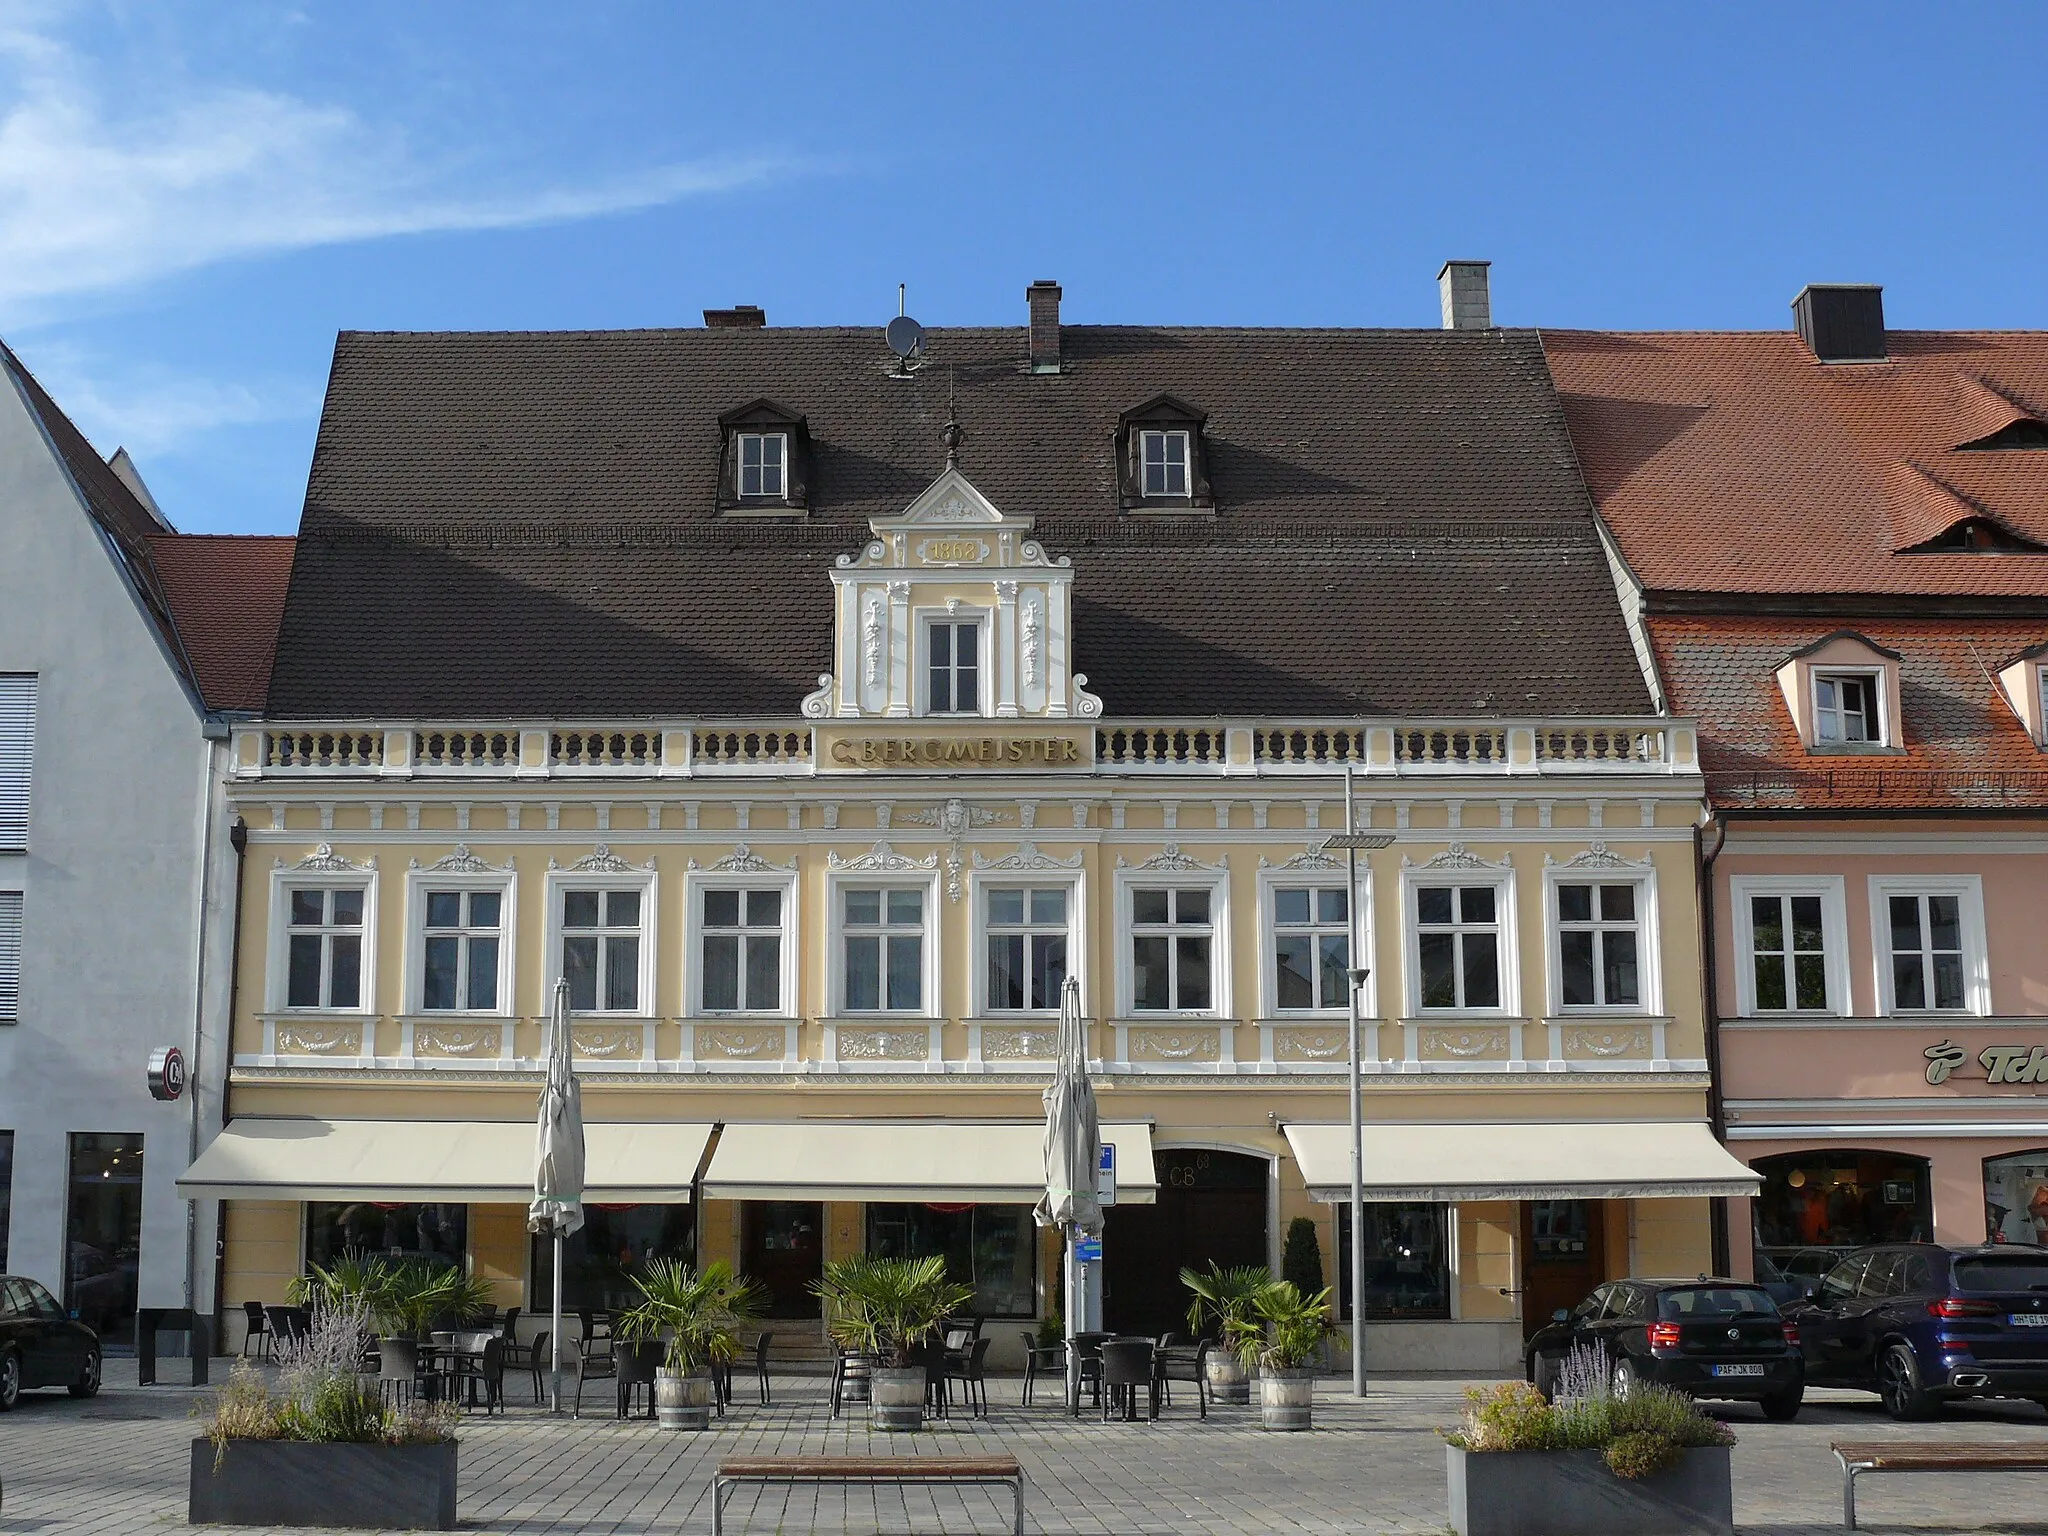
829 1349 878 1417
1099 1338 1158 1423
1018 1331 1066 1406
239 1301 272 1362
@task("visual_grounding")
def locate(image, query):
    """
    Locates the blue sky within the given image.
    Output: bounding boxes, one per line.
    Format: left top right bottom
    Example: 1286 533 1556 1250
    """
3 1 2043 534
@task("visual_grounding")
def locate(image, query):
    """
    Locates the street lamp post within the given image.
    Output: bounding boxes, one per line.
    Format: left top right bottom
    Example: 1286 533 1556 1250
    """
1322 767 1392 1399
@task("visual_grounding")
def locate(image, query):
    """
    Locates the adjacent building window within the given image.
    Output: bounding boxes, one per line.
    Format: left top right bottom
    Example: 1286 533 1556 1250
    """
1415 885 1501 1010
985 886 1068 1011
1140 429 1191 498
1814 671 1881 743
700 887 784 1013
867 1203 1036 1318
307 1200 466 1271
561 888 643 1012
0 674 33 850
1336 1204 1452 1320
926 620 981 714
1130 887 1213 1012
420 889 501 1011
531 1204 694 1311
737 432 786 498
1871 876 1986 1016
1555 882 1641 1009
1272 885 1349 1011
0 891 18 1023
842 887 924 1011
286 888 365 1009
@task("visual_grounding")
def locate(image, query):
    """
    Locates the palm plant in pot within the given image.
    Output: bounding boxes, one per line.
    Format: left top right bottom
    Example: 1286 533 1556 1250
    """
814 1255 972 1431
1180 1262 1271 1405
1225 1280 1334 1431
616 1259 762 1431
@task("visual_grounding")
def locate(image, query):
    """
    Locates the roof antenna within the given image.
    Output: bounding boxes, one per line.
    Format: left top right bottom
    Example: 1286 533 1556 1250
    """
941 369 962 470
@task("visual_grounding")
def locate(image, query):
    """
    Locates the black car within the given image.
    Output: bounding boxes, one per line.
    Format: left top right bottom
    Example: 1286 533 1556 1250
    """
1525 1277 1804 1420
1782 1242 2048 1419
0 1274 102 1409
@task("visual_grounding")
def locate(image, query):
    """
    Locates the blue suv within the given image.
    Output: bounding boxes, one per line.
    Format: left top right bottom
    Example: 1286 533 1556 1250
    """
1783 1243 2048 1419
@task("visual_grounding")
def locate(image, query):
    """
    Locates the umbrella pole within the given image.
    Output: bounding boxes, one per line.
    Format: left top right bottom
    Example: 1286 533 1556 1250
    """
1064 1223 1081 1415
550 1229 563 1415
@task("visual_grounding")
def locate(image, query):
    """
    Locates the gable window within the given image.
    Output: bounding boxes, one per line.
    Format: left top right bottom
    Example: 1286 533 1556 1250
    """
561 888 642 1012
986 886 1068 1012
1556 883 1640 1009
1273 885 1350 1011
927 620 981 715
1415 886 1500 1011
287 888 364 1009
737 432 786 498
842 887 924 1012
421 890 501 1011
1130 887 1212 1011
1140 430 1190 498
1814 672 1881 744
701 888 782 1013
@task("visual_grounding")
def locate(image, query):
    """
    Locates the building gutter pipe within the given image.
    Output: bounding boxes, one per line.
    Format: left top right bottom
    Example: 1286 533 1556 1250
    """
1698 812 1730 1275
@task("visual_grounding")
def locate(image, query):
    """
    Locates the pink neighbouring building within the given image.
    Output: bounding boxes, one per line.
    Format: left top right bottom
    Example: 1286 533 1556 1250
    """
1548 285 2048 1288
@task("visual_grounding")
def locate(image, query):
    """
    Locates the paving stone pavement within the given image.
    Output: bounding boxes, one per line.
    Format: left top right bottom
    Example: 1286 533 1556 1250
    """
4 1359 2048 1534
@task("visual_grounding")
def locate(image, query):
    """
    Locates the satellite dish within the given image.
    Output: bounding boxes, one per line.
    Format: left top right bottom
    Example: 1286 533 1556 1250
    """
886 314 925 363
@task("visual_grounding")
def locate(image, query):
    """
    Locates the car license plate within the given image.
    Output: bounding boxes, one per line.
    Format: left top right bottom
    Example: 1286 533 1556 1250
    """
1712 1364 1765 1377
2010 1313 2048 1327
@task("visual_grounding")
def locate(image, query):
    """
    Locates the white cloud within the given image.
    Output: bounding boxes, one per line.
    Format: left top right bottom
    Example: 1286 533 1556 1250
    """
19 342 315 457
0 13 786 315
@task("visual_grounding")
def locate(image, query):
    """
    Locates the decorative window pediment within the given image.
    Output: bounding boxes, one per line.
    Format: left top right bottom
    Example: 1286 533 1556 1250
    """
717 399 810 513
1117 395 1213 511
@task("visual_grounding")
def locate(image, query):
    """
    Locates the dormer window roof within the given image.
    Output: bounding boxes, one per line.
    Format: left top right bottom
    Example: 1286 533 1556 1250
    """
1117 395 1212 512
717 399 811 514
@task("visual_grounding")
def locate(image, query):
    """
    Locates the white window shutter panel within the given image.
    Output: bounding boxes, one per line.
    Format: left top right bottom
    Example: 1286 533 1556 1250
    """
0 675 34 850
0 890 20 1021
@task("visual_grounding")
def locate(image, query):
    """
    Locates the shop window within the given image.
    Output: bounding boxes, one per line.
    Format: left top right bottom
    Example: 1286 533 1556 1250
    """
306 1201 467 1272
419 888 503 1012
66 1132 142 1339
1554 882 1641 1009
841 886 925 1012
1984 1150 2048 1245
529 1204 695 1312
866 1203 1037 1318
984 886 1069 1012
1129 886 1214 1012
560 887 645 1013
699 887 784 1013
1272 885 1350 1012
284 886 365 1009
1414 884 1501 1011
1750 1150 1931 1282
1335 1203 1451 1320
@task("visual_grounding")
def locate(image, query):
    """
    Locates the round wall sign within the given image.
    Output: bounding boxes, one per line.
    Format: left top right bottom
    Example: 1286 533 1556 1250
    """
147 1046 187 1102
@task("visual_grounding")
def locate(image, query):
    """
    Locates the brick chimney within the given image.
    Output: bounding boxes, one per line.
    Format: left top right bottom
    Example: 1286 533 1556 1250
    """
1437 261 1492 330
1027 280 1062 373
703 304 766 329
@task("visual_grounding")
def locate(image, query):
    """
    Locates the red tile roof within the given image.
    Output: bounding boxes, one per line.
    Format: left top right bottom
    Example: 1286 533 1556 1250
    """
149 535 296 711
1544 330 2048 596
1648 615 2048 810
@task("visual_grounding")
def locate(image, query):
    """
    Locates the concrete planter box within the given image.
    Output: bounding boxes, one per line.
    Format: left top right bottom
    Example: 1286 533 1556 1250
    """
1446 1444 1732 1536
189 1438 457 1529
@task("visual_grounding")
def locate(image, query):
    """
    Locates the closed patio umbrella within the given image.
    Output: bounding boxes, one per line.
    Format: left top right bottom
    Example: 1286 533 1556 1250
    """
1035 975 1100 1409
528 977 584 1414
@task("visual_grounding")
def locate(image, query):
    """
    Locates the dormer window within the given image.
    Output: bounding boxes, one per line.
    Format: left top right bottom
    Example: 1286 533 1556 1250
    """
1814 672 1881 744
738 432 785 498
1959 418 2048 451
1117 395 1212 511
1141 430 1190 497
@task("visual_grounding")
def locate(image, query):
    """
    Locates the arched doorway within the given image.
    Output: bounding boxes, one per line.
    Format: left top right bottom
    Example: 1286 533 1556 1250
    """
1103 1147 1268 1336
1751 1149 1931 1289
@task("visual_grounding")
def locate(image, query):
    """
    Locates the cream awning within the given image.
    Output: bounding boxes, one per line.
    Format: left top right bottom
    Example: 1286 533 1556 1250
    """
701 1120 1158 1205
1282 1121 1761 1204
176 1118 714 1203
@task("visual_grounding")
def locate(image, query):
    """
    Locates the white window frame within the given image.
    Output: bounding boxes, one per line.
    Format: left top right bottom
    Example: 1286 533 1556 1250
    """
1114 866 1231 1019
1813 668 1886 746
919 609 989 718
736 431 787 499
1728 874 1850 1017
1256 861 1375 1018
1543 864 1662 1016
685 867 800 1018
1139 429 1192 498
972 873 1084 1017
268 867 379 1015
404 866 517 1016
1868 874 1990 1017
544 868 657 1018
1400 864 1519 1018
826 872 941 1018
0 674 34 852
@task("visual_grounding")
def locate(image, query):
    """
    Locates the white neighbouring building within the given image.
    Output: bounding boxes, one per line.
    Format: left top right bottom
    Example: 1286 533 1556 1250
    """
0 339 291 1345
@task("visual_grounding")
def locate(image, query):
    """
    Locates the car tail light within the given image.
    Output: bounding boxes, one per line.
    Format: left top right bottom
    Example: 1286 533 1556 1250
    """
1647 1322 1681 1350
1781 1322 1800 1347
1928 1298 2000 1319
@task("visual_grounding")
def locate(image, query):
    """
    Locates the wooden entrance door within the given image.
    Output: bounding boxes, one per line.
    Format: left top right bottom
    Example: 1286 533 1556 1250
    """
1103 1149 1267 1337
741 1201 823 1318
1520 1200 1607 1341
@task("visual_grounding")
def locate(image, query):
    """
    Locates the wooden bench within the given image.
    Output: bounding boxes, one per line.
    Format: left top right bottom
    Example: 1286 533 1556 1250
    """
1832 1440 2048 1529
713 1455 1026 1535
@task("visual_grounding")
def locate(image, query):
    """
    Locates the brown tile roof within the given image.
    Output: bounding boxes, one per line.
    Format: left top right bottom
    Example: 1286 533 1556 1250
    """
149 535 297 711
1544 329 2048 597
1649 615 2048 810
267 325 1653 720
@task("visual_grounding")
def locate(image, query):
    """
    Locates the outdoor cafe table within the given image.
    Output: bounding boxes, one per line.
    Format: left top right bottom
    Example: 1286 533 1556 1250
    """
420 1334 486 1405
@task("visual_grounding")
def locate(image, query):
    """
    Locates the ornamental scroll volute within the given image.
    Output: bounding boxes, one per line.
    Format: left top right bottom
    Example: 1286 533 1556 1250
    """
802 467 1100 722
